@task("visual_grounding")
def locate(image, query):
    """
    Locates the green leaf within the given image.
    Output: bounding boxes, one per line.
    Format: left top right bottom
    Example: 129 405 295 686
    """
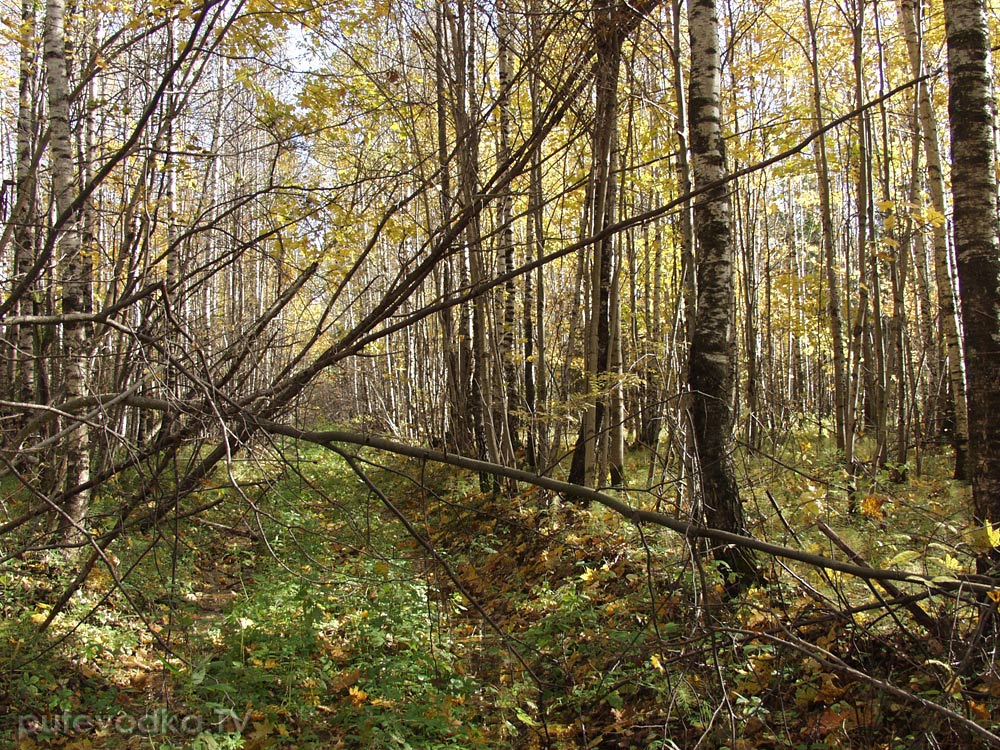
515 708 539 727
887 550 921 567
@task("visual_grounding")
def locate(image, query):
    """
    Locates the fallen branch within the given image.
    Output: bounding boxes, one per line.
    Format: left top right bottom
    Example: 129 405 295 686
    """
817 519 941 633
256 422 1000 598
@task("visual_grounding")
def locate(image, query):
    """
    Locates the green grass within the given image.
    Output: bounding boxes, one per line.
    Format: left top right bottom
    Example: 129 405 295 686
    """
1 435 996 749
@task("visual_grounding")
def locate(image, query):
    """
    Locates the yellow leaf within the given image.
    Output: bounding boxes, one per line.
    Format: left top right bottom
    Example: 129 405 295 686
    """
987 522 1000 549
861 494 887 520
922 206 946 227
968 700 991 721
349 685 368 705
650 654 664 673
801 498 824 522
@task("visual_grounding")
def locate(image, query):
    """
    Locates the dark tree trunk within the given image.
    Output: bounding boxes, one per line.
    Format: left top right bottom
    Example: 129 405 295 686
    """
568 0 623 487
945 0 1000 565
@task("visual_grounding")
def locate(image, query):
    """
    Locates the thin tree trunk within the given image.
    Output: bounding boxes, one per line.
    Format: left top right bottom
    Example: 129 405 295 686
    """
497 0 520 460
873 6 907 472
641 200 664 453
527 0 547 471
163 17 182 401
805 0 850 462
45 0 91 543
686 0 755 589
434 2 464 453
450 0 499 487
12 0 39 415
609 254 625 486
669 0 697 508
672 0 695 350
739 184 761 450
568 0 622 488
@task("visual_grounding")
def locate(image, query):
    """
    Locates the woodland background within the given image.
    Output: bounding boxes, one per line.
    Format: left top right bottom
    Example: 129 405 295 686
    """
3 0 1000 747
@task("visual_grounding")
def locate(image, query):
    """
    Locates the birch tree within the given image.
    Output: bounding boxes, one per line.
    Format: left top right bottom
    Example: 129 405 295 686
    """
944 0 1000 558
44 0 91 542
686 0 755 587
900 0 970 479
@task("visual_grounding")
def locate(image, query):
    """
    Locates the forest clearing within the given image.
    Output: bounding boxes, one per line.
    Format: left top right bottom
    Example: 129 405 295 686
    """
2 0 1000 746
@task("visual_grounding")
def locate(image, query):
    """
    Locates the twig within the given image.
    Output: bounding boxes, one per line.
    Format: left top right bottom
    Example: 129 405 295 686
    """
816 519 939 634
750 627 1000 749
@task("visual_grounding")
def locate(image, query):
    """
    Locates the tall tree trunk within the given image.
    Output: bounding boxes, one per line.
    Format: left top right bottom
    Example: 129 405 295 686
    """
671 0 698 510
846 2 887 470
568 0 622 488
944 0 1000 561
738 184 761 450
496 0 520 461
443 0 479 459
608 254 625 486
639 201 664 453
11 0 39 416
526 0 547 471
434 1 465 453
672 0 695 350
900 0 970 478
163 16 182 402
450 0 499 487
873 6 907 471
805 0 850 462
45 0 91 543
686 0 755 588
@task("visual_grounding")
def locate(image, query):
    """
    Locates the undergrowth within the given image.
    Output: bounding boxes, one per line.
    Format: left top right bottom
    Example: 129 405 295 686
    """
1 432 998 749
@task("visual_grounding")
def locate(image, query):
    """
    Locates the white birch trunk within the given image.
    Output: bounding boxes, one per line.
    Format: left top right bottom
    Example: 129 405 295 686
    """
44 0 91 542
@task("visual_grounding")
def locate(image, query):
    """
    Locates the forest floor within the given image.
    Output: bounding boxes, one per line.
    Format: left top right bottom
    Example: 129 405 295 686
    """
1 434 999 749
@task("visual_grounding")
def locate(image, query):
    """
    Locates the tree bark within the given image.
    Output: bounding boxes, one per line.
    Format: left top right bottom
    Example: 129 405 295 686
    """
686 0 755 588
526 0 547 472
944 0 1000 560
434 1 465 453
11 0 39 415
900 0 971 479
568 0 623 488
45 0 91 543
496 0 520 462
